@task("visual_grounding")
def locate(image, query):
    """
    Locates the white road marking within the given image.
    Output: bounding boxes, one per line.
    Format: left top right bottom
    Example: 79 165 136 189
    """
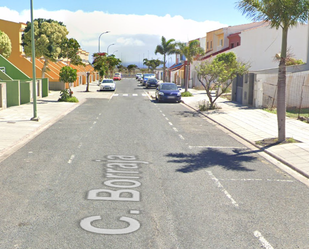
206 171 239 208
168 122 173 126
93 121 97 125
113 94 119 96
68 155 75 164
165 117 169 121
254 231 274 249
132 94 138 96
130 210 140 214
179 134 185 140
142 93 147 96
221 178 293 182
173 127 178 132
78 142 83 149
123 94 129 96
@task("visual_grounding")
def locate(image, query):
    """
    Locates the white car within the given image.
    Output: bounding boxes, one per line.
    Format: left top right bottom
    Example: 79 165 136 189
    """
99 79 116 91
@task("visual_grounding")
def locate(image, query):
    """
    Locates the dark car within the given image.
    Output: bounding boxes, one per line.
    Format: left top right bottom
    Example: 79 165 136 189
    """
145 78 158 88
155 82 182 103
142 73 155 85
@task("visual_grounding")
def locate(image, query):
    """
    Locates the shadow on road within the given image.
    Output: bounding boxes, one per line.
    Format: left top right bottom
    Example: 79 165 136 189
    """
166 148 257 173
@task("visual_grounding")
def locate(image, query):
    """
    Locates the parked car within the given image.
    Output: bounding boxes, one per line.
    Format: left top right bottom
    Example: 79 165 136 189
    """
155 82 182 103
142 73 156 85
136 73 143 79
137 75 143 82
145 78 159 88
99 79 116 91
113 72 121 81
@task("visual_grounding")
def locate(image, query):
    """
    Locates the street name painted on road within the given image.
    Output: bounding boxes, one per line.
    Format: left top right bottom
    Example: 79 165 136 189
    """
80 155 148 235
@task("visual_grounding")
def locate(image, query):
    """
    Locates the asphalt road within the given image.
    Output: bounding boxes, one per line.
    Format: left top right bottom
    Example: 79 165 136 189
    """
1 78 309 248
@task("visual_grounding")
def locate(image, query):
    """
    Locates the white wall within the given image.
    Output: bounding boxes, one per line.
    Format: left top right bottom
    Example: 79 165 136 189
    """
232 23 308 71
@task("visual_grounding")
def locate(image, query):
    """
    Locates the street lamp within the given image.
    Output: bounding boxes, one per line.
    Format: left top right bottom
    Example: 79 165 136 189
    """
98 31 110 53
30 0 38 121
112 50 118 55
107 43 115 54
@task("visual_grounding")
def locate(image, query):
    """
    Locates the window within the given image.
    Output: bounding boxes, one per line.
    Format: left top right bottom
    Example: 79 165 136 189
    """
231 43 234 48
210 41 212 49
220 39 223 46
207 42 209 50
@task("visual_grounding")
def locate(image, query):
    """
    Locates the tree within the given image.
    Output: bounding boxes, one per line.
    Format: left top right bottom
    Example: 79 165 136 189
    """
155 36 177 81
127 64 138 75
177 40 205 92
92 53 109 80
60 37 84 66
196 52 249 109
236 0 309 142
0 30 12 58
59 66 77 98
143 58 151 72
117 64 126 73
22 18 69 78
144 58 163 72
92 53 121 79
106 55 122 77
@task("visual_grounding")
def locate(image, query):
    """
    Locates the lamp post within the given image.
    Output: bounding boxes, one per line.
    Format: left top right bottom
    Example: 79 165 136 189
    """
98 31 110 53
30 0 39 121
107 43 115 54
112 50 118 55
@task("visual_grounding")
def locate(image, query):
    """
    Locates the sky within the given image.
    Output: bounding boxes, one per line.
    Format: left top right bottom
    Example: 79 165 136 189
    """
1 1 251 67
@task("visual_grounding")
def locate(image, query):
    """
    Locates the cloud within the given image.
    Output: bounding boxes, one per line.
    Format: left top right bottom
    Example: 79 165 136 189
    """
0 7 227 66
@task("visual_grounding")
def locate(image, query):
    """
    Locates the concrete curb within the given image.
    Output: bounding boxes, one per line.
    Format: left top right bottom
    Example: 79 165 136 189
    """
0 98 87 164
181 101 309 180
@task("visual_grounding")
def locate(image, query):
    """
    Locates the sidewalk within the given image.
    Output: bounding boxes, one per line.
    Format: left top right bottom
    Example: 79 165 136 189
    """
181 89 309 179
0 81 108 161
1 83 309 180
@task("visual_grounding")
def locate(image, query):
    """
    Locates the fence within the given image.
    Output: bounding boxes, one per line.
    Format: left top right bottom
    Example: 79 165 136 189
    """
256 71 309 109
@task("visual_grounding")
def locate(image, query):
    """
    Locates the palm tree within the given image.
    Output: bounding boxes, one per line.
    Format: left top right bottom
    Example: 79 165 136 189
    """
143 58 150 72
237 0 309 142
155 36 176 81
177 40 204 92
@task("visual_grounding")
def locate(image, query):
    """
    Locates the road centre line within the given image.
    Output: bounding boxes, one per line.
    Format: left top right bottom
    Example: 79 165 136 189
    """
220 178 293 182
168 122 173 126
173 127 178 132
165 117 169 121
254 231 274 249
206 171 239 208
68 155 75 164
179 134 185 140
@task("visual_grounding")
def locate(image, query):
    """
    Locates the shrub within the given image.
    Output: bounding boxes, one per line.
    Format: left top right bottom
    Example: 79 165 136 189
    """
181 91 193 97
58 90 79 102
198 100 220 111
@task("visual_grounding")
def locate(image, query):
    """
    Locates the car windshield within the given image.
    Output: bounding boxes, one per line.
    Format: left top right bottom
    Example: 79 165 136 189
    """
144 74 155 78
102 80 113 83
148 79 157 82
161 84 178 91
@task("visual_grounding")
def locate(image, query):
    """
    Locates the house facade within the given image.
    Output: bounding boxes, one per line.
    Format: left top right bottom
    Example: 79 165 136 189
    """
190 22 309 89
0 18 98 90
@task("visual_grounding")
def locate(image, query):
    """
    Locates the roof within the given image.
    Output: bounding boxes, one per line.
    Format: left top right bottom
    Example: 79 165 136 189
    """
168 62 184 71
